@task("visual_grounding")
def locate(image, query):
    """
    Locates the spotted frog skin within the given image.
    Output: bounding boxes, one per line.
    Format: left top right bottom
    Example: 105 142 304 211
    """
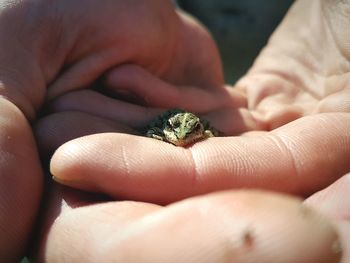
144 109 221 147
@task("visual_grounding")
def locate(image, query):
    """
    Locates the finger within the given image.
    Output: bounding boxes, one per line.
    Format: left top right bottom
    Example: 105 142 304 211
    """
304 174 350 262
305 173 350 220
51 113 350 204
37 190 342 263
45 43 131 100
49 89 252 134
234 0 350 131
0 98 43 261
315 90 350 114
34 111 136 156
105 64 244 113
49 90 162 128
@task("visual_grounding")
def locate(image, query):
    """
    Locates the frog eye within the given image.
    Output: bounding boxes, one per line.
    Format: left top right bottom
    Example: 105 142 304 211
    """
166 119 172 126
186 119 200 129
167 119 180 128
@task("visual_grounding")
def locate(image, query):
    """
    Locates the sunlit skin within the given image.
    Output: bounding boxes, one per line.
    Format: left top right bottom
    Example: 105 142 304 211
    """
0 0 349 262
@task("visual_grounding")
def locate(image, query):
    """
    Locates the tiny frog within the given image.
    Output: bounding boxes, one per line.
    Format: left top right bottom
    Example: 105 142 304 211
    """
144 109 221 147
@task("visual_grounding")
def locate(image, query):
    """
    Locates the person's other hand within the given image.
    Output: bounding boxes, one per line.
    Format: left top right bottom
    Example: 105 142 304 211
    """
33 178 348 262
0 0 228 261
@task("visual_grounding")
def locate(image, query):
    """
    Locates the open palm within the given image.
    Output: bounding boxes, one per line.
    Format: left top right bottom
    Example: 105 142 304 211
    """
45 0 350 202
32 0 350 262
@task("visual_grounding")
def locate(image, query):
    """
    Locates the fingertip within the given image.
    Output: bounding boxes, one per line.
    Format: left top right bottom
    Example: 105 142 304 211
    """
182 190 344 263
99 190 343 263
50 138 84 181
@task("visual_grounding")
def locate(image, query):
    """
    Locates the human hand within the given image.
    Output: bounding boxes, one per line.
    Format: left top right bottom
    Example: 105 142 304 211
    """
47 0 350 203
33 177 348 262
37 1 350 261
0 0 229 261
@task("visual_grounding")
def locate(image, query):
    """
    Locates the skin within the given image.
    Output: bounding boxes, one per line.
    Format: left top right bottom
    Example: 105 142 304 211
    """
0 0 349 262
45 0 350 204
0 0 225 261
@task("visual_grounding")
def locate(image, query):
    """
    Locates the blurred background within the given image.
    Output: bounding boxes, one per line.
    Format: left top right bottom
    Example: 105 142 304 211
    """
176 0 294 84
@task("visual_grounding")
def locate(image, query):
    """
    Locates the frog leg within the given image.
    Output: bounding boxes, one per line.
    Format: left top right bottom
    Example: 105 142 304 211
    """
146 127 165 141
204 129 215 138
